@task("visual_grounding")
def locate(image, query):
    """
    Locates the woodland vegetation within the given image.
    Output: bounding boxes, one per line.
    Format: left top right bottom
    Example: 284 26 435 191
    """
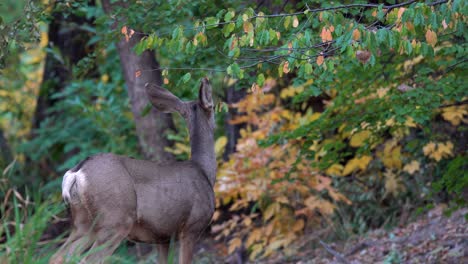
0 0 466 263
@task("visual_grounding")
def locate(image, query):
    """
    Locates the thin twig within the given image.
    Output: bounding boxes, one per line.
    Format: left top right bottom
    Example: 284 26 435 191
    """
130 0 448 38
439 100 468 108
319 240 350 264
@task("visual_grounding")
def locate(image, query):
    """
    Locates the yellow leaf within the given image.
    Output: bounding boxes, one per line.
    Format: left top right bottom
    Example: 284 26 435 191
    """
292 219 304 232
251 83 262 94
384 170 405 197
39 31 48 48
283 61 290 73
316 55 324 66
423 142 436 156
386 117 396 127
100 74 109 83
442 19 448 29
328 189 352 205
243 22 253 33
215 136 227 156
441 106 467 126
381 145 402 169
405 117 417 127
424 141 454 161
267 239 285 251
403 160 420 175
280 86 298 99
397 8 406 20
228 237 242 254
320 27 333 42
318 200 336 215
250 243 263 260
436 141 453 161
326 163 343 176
377 87 389 98
342 155 371 176
425 29 437 47
292 16 299 28
243 217 252 227
263 202 280 221
276 196 289 204
352 29 361 41
246 229 261 247
349 130 371 147
304 196 319 210
222 196 232 205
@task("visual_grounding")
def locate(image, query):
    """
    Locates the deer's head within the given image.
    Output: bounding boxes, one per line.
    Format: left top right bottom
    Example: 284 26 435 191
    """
145 77 215 142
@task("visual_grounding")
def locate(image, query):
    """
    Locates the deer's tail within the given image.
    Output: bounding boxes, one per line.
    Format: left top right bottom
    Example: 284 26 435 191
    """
62 157 92 205
62 169 88 205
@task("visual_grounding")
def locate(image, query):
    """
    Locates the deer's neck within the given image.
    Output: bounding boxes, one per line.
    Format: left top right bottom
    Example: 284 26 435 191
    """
189 121 216 186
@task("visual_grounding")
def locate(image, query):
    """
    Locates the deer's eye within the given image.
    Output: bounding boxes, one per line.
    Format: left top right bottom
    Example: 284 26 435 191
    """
192 105 197 111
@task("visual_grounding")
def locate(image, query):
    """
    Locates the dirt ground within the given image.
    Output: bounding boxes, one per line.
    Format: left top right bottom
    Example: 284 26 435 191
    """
306 206 467 264
197 205 467 264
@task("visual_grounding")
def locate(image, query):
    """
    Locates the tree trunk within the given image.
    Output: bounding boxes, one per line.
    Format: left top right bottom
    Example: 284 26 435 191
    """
223 86 246 160
0 128 13 166
32 2 95 130
101 1 174 162
30 1 95 179
114 34 175 161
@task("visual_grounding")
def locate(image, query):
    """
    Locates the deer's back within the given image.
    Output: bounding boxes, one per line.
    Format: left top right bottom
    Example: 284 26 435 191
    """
121 156 215 240
65 153 215 243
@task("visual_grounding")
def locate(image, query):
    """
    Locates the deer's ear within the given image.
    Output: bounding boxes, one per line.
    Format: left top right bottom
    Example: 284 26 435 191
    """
199 77 213 111
145 83 185 113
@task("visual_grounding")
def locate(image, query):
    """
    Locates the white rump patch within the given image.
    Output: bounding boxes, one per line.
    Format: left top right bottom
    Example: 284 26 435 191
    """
62 170 87 204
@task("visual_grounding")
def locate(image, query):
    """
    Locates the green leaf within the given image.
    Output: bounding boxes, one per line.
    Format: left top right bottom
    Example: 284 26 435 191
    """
227 63 243 79
257 73 265 87
258 30 270 45
223 23 235 37
228 47 240 58
205 17 219 29
181 72 191 83
284 16 291 29
304 63 313 75
224 10 235 22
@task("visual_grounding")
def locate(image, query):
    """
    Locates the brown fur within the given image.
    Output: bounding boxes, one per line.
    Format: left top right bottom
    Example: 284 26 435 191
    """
50 78 216 264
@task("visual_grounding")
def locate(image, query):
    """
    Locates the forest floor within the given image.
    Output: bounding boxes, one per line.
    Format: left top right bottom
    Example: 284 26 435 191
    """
197 205 467 264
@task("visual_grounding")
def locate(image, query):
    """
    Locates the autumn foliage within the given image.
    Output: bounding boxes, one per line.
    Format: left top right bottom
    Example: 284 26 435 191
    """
0 0 467 263
211 81 347 259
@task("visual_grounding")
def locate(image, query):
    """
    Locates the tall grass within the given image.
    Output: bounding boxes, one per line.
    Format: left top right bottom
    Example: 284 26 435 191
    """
0 186 64 263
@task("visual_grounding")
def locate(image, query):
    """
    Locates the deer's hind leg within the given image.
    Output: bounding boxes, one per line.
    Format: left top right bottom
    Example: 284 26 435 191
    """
81 224 132 264
50 206 94 264
80 165 138 263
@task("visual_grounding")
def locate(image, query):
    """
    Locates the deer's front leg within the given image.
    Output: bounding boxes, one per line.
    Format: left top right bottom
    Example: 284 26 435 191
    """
179 234 196 264
156 243 169 264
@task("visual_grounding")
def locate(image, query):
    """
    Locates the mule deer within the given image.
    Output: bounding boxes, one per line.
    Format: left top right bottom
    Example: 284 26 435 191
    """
50 78 216 264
